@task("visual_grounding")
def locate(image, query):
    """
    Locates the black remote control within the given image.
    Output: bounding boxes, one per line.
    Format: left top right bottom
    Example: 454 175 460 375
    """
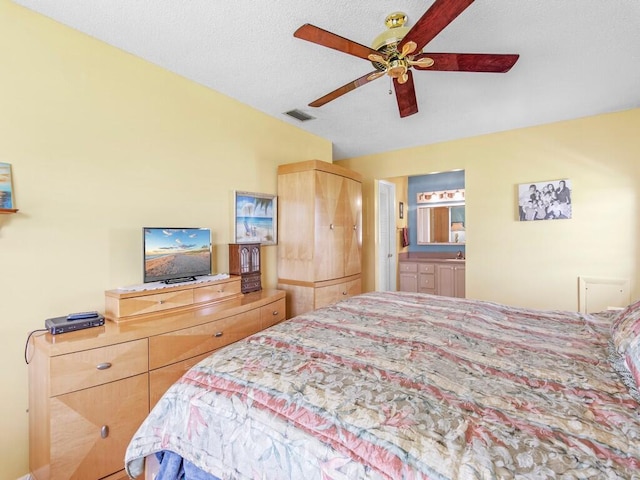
67 311 101 321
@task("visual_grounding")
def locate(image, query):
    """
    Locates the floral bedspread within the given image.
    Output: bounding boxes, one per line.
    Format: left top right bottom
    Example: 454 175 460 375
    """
125 292 640 479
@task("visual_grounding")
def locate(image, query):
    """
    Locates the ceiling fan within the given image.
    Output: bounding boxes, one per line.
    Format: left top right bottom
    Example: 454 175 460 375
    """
294 0 519 118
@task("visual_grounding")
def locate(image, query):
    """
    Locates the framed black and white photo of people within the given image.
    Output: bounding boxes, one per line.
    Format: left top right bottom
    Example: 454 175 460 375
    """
518 179 572 221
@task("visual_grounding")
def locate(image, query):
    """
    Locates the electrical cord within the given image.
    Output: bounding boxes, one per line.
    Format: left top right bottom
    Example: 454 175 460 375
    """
24 328 48 365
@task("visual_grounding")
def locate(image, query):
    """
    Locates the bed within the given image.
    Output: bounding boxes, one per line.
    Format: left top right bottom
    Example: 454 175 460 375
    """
125 291 640 479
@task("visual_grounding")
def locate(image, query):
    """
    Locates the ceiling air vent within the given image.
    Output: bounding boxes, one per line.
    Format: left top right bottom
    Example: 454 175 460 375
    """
284 109 315 122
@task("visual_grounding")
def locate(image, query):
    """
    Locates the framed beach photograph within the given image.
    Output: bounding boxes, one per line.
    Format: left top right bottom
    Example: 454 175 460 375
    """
0 162 15 210
518 179 572 221
234 191 277 245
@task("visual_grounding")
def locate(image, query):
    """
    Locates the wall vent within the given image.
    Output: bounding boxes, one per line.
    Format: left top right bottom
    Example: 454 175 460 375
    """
284 109 315 122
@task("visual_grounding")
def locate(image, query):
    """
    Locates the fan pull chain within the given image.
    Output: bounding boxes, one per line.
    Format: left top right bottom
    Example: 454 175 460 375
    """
388 76 392 95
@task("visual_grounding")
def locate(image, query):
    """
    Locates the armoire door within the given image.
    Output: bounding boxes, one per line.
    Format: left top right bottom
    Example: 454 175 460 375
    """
344 175 362 277
314 171 346 281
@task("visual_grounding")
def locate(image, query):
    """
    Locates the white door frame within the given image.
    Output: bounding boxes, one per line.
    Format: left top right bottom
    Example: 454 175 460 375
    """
376 180 397 291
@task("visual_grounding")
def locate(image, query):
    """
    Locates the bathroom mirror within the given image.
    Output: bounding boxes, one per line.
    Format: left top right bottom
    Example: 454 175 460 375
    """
416 203 465 244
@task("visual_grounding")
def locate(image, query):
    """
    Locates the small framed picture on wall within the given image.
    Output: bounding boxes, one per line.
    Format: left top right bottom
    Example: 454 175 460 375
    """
0 162 16 210
518 179 571 221
234 191 277 245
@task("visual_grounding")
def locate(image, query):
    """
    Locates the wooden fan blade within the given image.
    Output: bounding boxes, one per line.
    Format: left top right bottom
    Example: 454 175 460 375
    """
399 0 474 53
393 70 418 118
294 24 380 61
413 53 519 72
309 71 383 107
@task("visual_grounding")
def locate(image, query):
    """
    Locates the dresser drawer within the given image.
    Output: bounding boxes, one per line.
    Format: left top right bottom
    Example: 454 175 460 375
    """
315 284 345 310
50 339 148 396
419 273 436 290
261 298 286 329
399 262 418 273
149 309 262 370
49 374 149 480
241 273 262 293
149 352 210 408
117 289 194 317
315 278 361 310
418 263 436 274
193 280 242 303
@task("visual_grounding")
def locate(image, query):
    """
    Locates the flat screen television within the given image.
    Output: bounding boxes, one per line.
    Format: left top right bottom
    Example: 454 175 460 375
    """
143 227 212 284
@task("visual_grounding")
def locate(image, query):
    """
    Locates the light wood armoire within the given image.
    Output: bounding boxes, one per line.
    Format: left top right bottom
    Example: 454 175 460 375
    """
277 160 362 318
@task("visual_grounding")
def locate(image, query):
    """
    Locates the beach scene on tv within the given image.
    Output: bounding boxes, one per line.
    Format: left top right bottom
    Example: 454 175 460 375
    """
144 228 211 281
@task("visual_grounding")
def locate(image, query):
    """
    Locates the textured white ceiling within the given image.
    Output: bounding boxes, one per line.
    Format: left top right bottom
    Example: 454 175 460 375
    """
13 0 640 160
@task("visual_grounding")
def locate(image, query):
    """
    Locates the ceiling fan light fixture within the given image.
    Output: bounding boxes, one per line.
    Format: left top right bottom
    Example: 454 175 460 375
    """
371 12 410 51
388 59 408 78
367 53 386 64
409 57 435 68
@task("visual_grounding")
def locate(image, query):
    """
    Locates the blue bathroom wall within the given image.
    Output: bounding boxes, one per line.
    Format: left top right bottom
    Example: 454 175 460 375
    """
407 170 465 253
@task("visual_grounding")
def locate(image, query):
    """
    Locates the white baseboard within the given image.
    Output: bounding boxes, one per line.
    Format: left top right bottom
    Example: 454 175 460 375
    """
17 475 32 480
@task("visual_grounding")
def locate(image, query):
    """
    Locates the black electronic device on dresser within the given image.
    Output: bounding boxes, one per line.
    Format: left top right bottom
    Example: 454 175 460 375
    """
229 243 261 293
45 312 105 335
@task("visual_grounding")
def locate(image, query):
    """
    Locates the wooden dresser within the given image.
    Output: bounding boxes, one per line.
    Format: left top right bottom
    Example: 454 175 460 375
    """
28 276 285 480
277 160 362 318
398 253 466 298
104 275 243 321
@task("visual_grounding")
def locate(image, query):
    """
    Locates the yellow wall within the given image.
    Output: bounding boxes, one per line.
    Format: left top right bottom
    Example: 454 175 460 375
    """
339 109 640 309
0 2 331 478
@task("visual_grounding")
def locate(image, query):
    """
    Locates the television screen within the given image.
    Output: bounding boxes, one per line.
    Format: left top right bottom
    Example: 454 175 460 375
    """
143 228 212 283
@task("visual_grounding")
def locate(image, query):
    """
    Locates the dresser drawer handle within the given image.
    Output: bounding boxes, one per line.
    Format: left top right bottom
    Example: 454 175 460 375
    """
342 291 348 296
272 311 278 316
214 332 223 337
159 300 165 304
96 362 112 370
100 425 109 439
353 224 357 230
329 224 334 230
